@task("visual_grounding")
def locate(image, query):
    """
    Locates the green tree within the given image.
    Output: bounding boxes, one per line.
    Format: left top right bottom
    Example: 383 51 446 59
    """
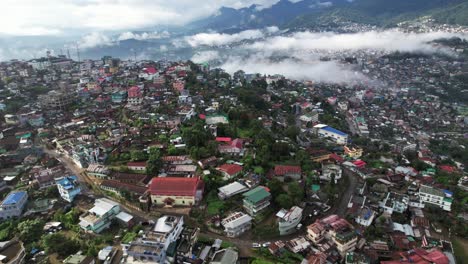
288 182 304 204
130 150 147 161
43 233 80 257
17 219 44 243
146 147 162 175
276 194 293 209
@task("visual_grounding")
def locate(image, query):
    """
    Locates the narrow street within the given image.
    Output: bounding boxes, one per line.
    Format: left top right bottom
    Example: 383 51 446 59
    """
42 145 360 258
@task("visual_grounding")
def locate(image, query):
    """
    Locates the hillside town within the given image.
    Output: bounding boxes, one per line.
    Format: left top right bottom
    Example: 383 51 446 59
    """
0 44 466 264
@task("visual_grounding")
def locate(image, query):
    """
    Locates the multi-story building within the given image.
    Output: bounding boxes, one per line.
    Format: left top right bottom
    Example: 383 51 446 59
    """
221 212 252 238
56 176 81 202
38 90 75 109
0 191 28 221
126 215 184 263
79 198 121 233
127 86 143 105
418 185 453 211
242 186 271 216
277 206 303 235
355 207 376 227
111 91 127 103
315 124 349 145
307 215 357 256
379 192 409 214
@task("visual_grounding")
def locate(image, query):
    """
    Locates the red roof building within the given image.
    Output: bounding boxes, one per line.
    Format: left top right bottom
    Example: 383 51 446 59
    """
149 177 204 206
274 165 302 181
380 248 449 264
217 164 243 179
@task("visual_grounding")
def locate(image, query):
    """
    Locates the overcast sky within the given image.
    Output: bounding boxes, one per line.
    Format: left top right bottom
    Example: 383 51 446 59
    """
0 0 284 36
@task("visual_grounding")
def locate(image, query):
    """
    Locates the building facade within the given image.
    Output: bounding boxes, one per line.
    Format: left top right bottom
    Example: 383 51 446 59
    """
0 191 28 221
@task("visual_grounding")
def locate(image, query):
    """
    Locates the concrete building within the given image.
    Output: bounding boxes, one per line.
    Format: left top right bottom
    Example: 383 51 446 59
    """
277 206 303 235
380 192 409 215
418 185 453 211
221 212 252 238
0 191 28 221
149 177 204 207
218 181 249 200
56 176 81 202
242 186 271 216
126 215 184 263
315 124 349 145
79 198 121 233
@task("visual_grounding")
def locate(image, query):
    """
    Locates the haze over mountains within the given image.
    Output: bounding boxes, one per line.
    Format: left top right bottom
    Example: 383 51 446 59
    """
0 0 468 62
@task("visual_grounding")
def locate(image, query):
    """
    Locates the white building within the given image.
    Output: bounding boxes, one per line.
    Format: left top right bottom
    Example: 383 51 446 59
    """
221 212 252 238
79 198 121 233
418 185 453 212
277 206 303 235
126 215 184 263
355 207 376 227
56 176 81 202
0 191 28 220
321 163 342 183
379 192 409 215
218 182 248 200
314 124 348 145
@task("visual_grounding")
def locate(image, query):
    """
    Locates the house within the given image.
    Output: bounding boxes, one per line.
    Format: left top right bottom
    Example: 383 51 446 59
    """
276 206 303 235
307 215 357 256
218 181 249 200
355 207 376 227
127 162 147 171
221 212 252 237
380 248 450 264
149 177 204 207
286 237 311 253
344 146 363 159
100 180 147 198
56 176 81 202
79 198 121 233
166 165 197 177
321 163 342 183
111 91 127 103
86 164 110 179
418 185 453 211
274 165 302 182
127 215 184 263
380 192 409 215
63 251 95 264
162 155 193 165
0 240 26 264
217 164 243 180
242 186 271 216
0 191 28 220
210 248 238 264
198 156 218 169
127 86 143 105
315 124 348 145
205 114 229 125
218 138 244 156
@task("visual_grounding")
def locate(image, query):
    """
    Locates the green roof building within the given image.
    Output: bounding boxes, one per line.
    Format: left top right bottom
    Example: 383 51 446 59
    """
242 186 271 216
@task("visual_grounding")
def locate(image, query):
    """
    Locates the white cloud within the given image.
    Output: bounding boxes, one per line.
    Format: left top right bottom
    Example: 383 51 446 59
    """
246 30 468 54
220 55 367 84
191 51 221 63
185 29 265 47
78 32 113 49
117 31 170 41
0 0 282 36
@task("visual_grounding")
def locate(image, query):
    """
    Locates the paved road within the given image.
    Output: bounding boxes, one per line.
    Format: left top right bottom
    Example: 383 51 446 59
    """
42 146 360 257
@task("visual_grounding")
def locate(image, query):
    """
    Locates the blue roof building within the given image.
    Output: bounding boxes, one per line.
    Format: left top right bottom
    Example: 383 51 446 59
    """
0 191 28 220
316 125 349 145
56 176 81 202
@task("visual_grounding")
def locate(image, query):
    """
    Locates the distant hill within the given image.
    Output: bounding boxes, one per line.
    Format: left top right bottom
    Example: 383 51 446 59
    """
188 0 350 32
287 0 468 29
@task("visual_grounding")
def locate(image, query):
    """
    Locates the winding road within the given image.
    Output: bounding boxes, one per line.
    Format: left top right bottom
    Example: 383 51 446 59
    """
43 145 360 257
